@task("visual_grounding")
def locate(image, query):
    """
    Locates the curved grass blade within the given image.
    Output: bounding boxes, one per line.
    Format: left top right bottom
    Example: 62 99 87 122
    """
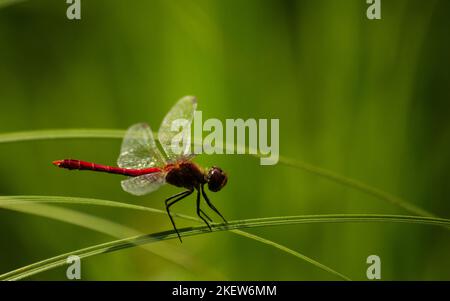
0 0 24 8
0 129 124 143
230 230 351 281
0 129 436 218
0 196 350 280
0 201 225 279
1 212 449 281
0 195 171 217
277 156 436 217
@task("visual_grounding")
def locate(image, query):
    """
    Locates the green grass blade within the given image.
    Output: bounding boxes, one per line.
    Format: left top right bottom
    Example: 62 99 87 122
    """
0 129 124 143
0 128 444 279
0 0 24 9
0 201 225 279
0 129 435 217
277 156 435 217
0 195 172 218
1 209 448 280
0 196 349 280
230 230 351 281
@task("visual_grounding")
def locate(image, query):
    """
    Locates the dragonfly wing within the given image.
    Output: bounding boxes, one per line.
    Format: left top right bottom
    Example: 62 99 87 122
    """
118 123 166 169
121 173 166 196
158 96 197 162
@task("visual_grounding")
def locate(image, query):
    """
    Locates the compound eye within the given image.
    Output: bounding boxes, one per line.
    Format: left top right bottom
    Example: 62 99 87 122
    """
207 167 228 192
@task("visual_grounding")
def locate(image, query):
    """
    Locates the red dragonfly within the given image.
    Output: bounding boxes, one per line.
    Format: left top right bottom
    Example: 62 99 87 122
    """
53 96 228 242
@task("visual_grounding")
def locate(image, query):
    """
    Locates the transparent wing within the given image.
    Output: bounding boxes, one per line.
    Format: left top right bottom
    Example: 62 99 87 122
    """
118 123 166 169
158 96 197 162
121 173 166 196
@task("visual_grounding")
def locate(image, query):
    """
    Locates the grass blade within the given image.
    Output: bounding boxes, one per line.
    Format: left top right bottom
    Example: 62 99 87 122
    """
1 213 448 280
0 196 350 280
230 230 351 281
278 156 436 217
0 128 436 217
0 0 24 9
0 129 124 143
0 201 225 279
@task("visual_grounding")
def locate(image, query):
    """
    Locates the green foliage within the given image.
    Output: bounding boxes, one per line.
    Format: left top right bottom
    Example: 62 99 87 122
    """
2 195 448 281
1 0 449 280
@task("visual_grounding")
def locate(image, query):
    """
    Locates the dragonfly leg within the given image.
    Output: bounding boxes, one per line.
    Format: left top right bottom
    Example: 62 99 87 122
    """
165 190 193 242
201 184 227 223
196 189 212 231
200 209 213 222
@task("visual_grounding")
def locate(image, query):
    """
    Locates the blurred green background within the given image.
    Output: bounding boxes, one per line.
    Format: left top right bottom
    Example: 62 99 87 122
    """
0 0 449 280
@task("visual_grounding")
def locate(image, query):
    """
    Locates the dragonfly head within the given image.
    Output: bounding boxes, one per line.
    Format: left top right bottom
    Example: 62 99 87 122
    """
206 166 228 192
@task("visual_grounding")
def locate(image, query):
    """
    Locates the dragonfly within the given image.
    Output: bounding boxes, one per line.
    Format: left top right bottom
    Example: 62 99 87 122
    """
52 96 228 242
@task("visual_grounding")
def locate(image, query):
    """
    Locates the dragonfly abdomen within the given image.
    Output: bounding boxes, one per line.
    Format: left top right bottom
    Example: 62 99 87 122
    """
52 159 161 177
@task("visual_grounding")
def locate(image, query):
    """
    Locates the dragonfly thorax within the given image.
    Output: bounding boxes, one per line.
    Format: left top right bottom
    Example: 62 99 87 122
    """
165 161 207 190
165 162 228 192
